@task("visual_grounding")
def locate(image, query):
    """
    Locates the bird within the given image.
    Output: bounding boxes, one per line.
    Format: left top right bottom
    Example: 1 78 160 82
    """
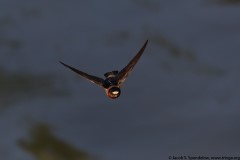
59 40 148 99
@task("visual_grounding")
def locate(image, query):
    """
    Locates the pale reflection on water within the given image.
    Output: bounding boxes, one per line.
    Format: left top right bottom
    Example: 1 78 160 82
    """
18 123 95 160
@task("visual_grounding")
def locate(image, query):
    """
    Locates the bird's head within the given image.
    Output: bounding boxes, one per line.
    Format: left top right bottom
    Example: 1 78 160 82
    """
107 86 121 99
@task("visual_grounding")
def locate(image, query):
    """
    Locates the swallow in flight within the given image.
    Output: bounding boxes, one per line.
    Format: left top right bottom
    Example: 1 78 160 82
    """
60 40 148 99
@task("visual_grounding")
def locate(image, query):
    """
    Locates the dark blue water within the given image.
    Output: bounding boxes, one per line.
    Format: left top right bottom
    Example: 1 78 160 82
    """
1 0 240 160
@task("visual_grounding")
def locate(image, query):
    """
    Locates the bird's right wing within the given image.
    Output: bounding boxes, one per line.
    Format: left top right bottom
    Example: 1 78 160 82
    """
117 40 148 86
59 61 105 88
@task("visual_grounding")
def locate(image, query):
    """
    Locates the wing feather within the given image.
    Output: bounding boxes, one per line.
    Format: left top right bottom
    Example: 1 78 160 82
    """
117 40 148 86
59 61 105 88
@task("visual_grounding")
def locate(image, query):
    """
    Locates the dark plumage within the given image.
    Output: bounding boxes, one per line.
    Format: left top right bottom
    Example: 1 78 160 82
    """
60 40 148 99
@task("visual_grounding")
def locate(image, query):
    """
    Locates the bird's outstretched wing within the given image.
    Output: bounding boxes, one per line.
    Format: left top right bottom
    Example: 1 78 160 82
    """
117 40 148 86
59 61 105 88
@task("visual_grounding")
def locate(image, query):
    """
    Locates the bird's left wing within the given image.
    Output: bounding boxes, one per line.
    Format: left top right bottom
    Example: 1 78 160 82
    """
117 40 148 86
59 61 105 88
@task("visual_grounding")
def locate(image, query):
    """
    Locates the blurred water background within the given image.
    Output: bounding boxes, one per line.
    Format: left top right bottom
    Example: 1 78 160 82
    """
1 0 240 160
